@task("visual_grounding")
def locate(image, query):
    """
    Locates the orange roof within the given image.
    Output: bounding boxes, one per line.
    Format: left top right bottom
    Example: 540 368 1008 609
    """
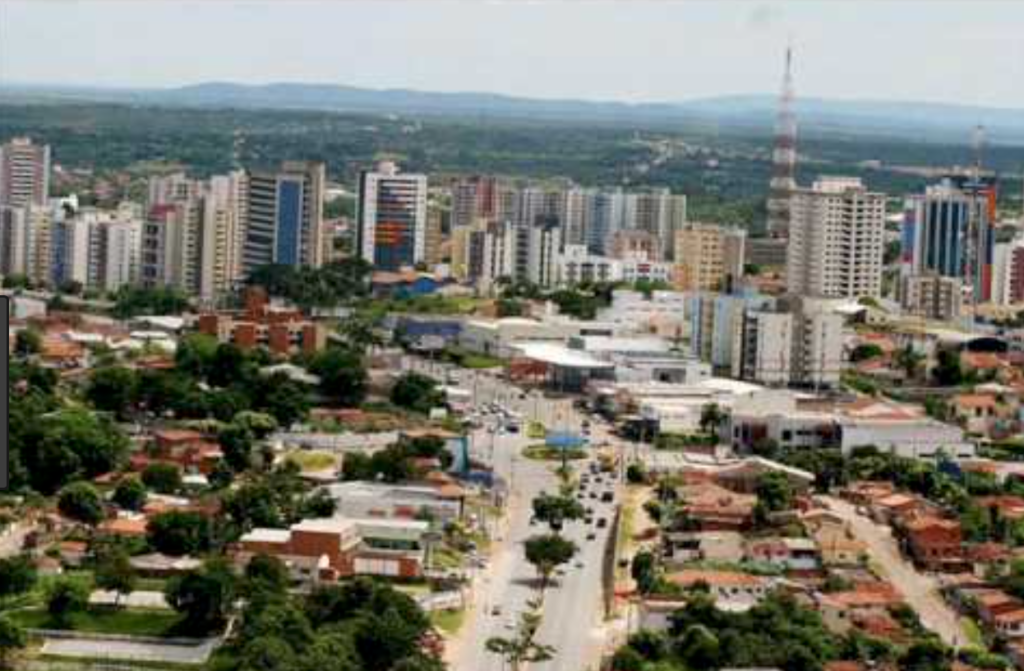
954 394 998 409
962 352 1004 370
904 516 960 533
99 517 149 537
59 540 88 553
994 609 1024 624
819 587 903 609
666 570 765 588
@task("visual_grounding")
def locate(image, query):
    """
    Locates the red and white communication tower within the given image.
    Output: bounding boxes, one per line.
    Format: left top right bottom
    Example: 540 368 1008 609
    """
767 44 797 239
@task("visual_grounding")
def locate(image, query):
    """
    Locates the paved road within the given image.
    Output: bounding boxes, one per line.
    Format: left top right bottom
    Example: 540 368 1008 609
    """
823 496 970 648
429 357 617 671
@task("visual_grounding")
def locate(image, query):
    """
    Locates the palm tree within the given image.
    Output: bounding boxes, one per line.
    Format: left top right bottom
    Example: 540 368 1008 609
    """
485 599 555 671
699 403 725 437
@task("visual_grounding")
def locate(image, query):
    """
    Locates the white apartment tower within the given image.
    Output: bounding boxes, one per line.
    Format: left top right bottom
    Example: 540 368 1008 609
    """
787 177 885 299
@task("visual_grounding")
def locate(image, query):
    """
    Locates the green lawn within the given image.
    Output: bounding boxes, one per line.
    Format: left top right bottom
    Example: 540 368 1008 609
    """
9 607 184 638
961 617 985 647
431 608 466 635
285 449 337 471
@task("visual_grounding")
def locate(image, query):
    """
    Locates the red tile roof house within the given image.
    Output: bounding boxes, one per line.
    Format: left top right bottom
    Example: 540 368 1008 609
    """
901 516 967 572
814 582 904 635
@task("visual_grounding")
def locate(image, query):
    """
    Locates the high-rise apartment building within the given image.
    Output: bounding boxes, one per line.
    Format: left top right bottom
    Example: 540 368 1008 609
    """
244 161 325 272
0 137 50 208
0 204 53 285
356 161 427 271
993 237 1024 306
450 175 502 230
899 274 964 321
626 189 687 256
673 224 746 292
787 177 885 299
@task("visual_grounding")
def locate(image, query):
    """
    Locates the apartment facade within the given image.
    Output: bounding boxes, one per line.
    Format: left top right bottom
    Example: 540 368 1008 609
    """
0 137 50 208
787 177 885 299
357 161 428 271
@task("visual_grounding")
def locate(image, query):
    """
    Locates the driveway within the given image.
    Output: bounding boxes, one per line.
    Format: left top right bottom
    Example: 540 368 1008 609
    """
823 496 971 647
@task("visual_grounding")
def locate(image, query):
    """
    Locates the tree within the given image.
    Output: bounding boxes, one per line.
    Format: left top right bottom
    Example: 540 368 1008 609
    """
240 636 297 671
390 373 444 414
531 493 585 533
933 349 964 386
245 554 290 596
0 615 26 669
85 367 137 420
147 510 213 556
255 373 311 427
755 472 794 513
610 646 645 671
24 409 129 494
626 463 647 484
209 343 252 388
900 639 951 671
165 558 236 634
485 600 555 671
895 345 926 382
57 481 106 526
94 545 136 607
14 328 41 356
677 624 720 669
0 555 37 599
112 475 148 512
46 578 88 627
142 462 183 494
699 403 725 436
219 422 256 472
850 344 884 363
175 334 219 379
310 348 368 406
302 632 361 671
631 551 658 594
523 534 577 589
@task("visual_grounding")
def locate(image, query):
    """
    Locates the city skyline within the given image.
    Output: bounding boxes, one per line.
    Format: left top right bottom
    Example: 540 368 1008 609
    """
5 1 1024 109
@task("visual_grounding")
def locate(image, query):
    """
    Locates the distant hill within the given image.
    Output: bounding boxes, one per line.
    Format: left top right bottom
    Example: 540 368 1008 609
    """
4 82 1024 144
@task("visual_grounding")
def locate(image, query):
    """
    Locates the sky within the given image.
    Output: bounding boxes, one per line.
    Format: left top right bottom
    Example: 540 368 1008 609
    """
4 0 1024 108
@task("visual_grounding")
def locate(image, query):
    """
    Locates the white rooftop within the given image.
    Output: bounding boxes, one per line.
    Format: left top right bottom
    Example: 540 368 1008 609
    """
513 342 615 369
241 528 291 544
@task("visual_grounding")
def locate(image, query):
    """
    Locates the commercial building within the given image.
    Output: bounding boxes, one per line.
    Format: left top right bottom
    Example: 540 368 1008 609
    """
321 480 464 523
725 391 974 460
556 244 673 287
357 161 428 271
237 516 429 583
902 176 997 304
788 177 885 299
0 137 50 208
244 161 325 272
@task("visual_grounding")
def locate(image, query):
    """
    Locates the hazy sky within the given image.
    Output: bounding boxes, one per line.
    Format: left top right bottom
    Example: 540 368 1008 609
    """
4 1 1024 108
